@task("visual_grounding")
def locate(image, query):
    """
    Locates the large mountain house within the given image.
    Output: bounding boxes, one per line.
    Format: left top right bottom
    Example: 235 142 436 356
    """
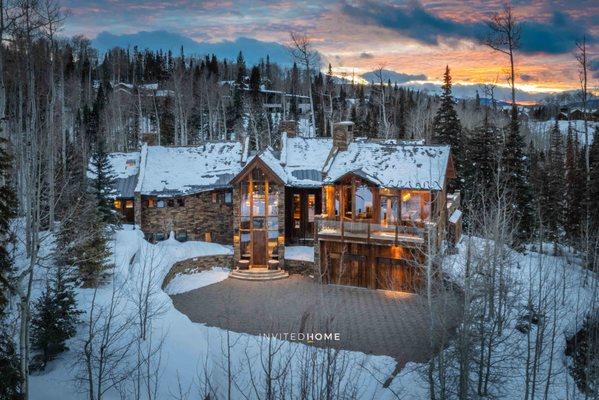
103 121 461 292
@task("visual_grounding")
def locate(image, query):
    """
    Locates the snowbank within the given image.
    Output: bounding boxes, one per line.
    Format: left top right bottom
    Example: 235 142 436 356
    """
285 245 315 262
164 267 230 295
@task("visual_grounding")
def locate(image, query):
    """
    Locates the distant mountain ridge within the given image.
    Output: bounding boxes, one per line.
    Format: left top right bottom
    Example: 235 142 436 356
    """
92 30 295 66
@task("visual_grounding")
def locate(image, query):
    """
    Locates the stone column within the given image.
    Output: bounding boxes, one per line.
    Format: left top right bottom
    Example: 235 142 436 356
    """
277 185 286 269
232 186 241 264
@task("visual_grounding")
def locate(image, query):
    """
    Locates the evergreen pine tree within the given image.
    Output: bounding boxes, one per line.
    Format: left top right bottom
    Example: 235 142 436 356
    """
432 66 462 191
58 192 111 287
0 323 20 399
0 135 16 311
545 120 565 240
564 124 585 241
588 126 599 228
235 51 246 85
31 265 80 364
501 113 534 246
88 140 119 226
0 134 20 398
462 114 498 200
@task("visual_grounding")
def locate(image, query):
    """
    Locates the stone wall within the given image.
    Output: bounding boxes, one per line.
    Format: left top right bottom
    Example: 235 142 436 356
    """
162 254 234 289
283 259 316 276
139 189 234 244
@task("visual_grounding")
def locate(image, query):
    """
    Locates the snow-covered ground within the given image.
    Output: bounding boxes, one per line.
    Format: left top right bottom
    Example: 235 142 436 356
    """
284 245 315 262
26 228 396 399
15 225 596 399
164 267 230 295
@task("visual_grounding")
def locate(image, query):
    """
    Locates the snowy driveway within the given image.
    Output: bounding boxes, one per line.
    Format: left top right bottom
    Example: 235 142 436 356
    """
170 276 462 366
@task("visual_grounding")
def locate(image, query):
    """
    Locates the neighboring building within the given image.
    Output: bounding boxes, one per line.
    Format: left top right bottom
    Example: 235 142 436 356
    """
103 120 462 292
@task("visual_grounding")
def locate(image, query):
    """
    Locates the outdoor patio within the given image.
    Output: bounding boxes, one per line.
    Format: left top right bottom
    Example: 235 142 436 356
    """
170 275 463 367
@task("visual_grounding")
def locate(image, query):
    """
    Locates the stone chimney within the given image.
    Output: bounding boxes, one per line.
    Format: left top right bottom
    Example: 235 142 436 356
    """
333 121 354 151
280 120 297 138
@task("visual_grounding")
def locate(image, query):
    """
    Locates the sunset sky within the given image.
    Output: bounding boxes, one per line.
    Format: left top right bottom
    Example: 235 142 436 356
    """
62 0 598 95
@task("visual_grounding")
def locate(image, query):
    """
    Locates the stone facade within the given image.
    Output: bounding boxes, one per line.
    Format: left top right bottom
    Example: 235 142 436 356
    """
138 189 234 244
162 254 234 288
283 259 316 276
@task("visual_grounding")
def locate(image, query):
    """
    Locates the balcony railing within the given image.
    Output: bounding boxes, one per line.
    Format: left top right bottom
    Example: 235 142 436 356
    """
316 217 432 245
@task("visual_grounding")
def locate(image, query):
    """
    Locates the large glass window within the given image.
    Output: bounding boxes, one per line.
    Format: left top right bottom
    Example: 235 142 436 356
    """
401 191 431 222
241 183 250 217
355 185 373 220
307 194 315 223
334 187 340 217
380 196 398 226
343 186 353 219
252 183 266 216
293 194 301 229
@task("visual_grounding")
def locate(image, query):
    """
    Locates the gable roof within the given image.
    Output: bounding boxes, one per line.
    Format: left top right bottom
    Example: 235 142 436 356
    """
323 141 451 190
231 147 287 186
136 142 244 196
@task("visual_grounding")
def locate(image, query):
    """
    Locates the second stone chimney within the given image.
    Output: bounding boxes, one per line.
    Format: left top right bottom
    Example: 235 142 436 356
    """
333 121 354 151
280 120 297 138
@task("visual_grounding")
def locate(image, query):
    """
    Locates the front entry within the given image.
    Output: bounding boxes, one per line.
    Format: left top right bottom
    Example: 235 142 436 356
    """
251 230 267 266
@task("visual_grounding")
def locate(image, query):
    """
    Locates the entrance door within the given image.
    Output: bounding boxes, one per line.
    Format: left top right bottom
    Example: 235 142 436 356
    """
252 230 267 266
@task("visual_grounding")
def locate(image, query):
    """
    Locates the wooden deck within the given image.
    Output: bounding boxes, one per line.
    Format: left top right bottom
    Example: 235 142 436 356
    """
316 219 432 247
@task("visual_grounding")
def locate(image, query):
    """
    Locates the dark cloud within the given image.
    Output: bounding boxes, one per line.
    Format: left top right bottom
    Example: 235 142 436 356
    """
361 69 427 83
359 52 374 59
342 1 594 54
519 12 592 54
520 74 535 82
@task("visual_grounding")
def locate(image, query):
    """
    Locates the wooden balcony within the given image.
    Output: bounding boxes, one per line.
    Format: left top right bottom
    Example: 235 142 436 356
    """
315 217 434 247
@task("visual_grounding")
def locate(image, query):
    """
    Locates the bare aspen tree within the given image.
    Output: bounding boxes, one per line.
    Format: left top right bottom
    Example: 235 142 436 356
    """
373 65 390 138
289 32 317 136
485 3 520 114
76 281 138 400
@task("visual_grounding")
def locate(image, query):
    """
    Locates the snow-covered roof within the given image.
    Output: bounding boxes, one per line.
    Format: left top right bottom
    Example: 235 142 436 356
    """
87 152 140 198
280 134 333 188
136 142 244 196
323 141 451 190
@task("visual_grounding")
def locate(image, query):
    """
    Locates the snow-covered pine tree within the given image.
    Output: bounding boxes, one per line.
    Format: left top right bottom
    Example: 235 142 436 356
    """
31 265 80 364
88 140 119 227
501 111 534 246
564 124 585 241
545 120 565 240
432 66 462 191
57 191 111 287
